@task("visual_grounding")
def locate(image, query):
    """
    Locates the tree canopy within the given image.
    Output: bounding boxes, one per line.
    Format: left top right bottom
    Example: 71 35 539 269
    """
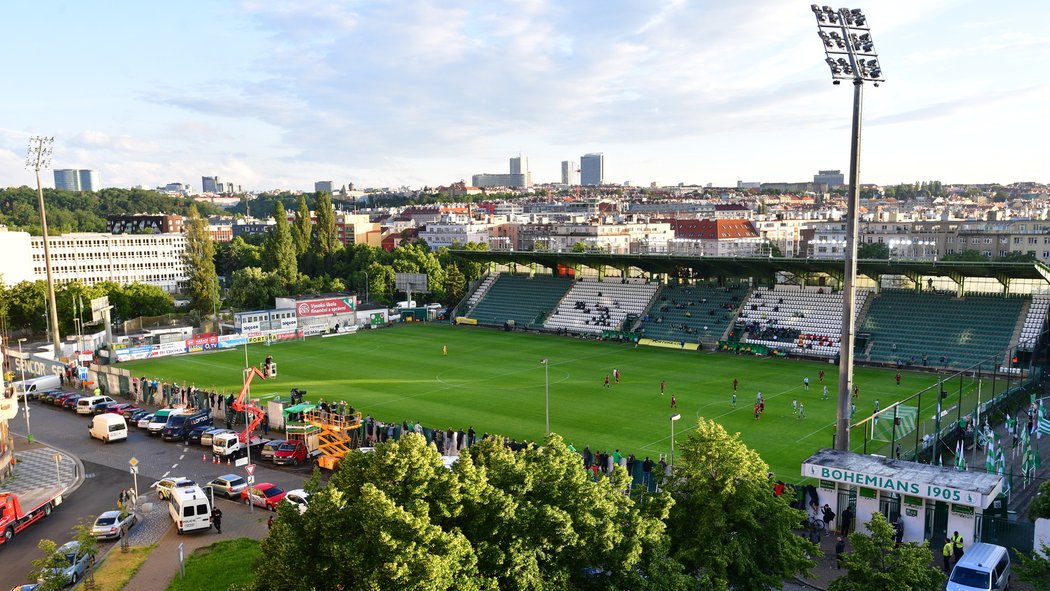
252 433 690 591
828 513 944 591
183 205 220 316
665 417 817 591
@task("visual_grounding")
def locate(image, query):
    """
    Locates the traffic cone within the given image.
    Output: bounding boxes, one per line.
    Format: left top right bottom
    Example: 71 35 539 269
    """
227 457 231 466
202 453 207 462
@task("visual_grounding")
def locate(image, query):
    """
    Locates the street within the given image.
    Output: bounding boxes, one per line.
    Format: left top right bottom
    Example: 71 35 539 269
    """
2 399 315 588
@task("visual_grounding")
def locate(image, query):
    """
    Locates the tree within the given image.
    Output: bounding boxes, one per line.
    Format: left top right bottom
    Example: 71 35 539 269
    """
858 242 890 259
443 264 466 306
665 418 817 591
310 191 341 271
996 251 1036 263
183 204 220 317
227 268 286 310
829 513 944 591
216 236 263 276
291 196 311 258
1030 480 1050 521
941 250 989 262
262 201 298 284
30 539 72 591
1014 543 1050 590
71 518 99 588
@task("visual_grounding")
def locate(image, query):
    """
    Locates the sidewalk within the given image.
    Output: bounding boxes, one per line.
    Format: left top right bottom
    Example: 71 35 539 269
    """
3 435 86 511
122 501 271 591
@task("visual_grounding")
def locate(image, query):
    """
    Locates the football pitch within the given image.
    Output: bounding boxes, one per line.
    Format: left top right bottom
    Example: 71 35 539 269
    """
123 323 992 479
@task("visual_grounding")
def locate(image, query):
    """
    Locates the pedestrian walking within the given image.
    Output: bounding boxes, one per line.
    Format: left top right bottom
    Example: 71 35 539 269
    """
660 380 665 395
267 515 274 530
792 399 798 414
798 403 805 419
212 506 223 533
819 370 825 383
613 368 620 383
835 537 846 569
733 378 738 392
754 403 761 420
895 371 901 386
731 393 736 408
670 394 677 408
442 344 447 356
951 531 964 563
603 375 610 388
803 377 810 391
262 413 269 436
822 385 829 400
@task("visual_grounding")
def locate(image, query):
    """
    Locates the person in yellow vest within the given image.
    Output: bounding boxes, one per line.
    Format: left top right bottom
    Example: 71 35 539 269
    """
951 530 964 563
442 344 447 356
942 538 954 572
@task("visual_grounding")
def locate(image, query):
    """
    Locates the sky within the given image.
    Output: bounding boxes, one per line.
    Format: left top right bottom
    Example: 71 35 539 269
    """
1 0 1048 191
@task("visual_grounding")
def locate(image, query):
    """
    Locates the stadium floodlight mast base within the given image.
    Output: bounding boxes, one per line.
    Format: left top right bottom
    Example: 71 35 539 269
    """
26 136 62 358
811 5 884 452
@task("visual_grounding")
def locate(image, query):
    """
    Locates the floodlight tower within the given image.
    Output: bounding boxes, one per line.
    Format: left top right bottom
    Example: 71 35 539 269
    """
26 137 62 357
811 6 884 452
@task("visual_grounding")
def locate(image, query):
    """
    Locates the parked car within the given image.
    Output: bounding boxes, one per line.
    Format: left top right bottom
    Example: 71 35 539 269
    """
129 409 150 422
61 396 83 411
37 389 62 404
9 584 40 591
136 413 155 429
186 425 212 444
91 510 138 540
283 489 310 513
200 428 233 447
207 474 248 499
260 440 286 462
92 400 119 414
52 392 77 407
119 405 142 418
272 440 310 466
152 477 195 501
43 541 93 586
106 403 133 416
36 388 63 403
241 483 287 510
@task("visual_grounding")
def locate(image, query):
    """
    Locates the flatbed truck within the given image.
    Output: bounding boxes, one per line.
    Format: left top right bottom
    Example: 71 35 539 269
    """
0 491 62 546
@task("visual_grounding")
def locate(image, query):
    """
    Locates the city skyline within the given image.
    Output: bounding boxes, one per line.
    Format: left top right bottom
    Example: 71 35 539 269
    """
0 1 1048 191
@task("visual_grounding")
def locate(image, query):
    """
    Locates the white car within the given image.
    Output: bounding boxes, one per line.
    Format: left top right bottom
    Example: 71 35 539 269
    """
152 477 195 501
283 489 310 513
136 413 155 429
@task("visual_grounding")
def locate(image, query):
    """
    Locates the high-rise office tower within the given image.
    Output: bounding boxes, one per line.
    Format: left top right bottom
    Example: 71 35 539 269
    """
580 153 604 186
54 169 101 191
561 161 579 185
315 181 335 193
202 176 219 193
509 155 531 187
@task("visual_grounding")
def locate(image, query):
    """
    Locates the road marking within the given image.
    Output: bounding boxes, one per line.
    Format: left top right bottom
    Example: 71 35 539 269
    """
171 463 178 469
179 454 185 460
162 470 170 477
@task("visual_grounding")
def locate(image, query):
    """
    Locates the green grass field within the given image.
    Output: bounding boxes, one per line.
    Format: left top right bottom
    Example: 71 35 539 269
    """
123 323 1001 479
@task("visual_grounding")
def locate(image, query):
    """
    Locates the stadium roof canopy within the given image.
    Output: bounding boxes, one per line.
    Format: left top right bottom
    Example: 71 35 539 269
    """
449 250 1050 283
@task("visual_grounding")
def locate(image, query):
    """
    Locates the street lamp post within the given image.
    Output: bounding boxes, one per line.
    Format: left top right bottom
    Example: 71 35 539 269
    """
26 137 62 357
812 5 884 452
17 338 32 443
540 358 550 434
670 413 681 471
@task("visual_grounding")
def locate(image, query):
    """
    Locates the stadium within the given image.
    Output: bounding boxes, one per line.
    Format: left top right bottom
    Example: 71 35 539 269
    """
122 251 1050 483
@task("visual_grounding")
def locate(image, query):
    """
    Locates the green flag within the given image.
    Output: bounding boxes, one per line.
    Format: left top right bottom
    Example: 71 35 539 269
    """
985 437 995 474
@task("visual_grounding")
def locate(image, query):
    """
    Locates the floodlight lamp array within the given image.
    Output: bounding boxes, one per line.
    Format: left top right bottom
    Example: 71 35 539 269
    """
811 5 884 85
25 136 54 170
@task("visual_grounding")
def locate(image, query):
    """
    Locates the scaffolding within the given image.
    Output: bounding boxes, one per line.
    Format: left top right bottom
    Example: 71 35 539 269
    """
305 409 363 470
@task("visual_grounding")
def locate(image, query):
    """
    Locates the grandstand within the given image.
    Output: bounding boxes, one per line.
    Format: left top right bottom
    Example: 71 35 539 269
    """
464 273 572 328
544 278 658 335
736 285 872 357
450 251 1050 373
861 291 1026 369
636 282 744 345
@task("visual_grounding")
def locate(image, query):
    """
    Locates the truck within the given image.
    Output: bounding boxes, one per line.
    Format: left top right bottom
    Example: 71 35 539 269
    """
0 491 62 545
212 433 270 460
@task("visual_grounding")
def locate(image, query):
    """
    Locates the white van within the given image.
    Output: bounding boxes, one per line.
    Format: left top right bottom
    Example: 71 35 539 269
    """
76 395 115 415
947 542 1011 591
89 414 128 443
13 374 62 398
147 408 178 436
168 485 212 534
396 300 417 309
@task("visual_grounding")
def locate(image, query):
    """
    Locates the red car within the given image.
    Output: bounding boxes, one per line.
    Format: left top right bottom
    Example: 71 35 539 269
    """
107 403 134 415
272 441 309 466
118 405 142 418
241 483 287 511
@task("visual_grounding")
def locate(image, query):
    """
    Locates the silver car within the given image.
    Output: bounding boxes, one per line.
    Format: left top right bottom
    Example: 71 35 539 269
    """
207 474 248 499
43 541 92 586
91 510 138 540
201 428 234 447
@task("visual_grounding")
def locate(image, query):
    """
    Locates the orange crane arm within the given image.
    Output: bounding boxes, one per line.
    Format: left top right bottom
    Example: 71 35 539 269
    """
234 366 267 444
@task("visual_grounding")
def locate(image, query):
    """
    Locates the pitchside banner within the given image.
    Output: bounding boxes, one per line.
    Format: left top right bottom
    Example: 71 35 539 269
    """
295 297 356 317
114 330 299 362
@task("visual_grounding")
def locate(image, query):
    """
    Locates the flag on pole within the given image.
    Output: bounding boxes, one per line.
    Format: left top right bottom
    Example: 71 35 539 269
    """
985 436 995 473
955 439 966 471
1021 426 1033 487
995 447 1006 476
1004 463 1012 497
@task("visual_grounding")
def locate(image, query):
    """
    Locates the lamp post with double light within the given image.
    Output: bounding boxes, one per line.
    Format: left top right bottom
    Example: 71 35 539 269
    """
812 5 884 451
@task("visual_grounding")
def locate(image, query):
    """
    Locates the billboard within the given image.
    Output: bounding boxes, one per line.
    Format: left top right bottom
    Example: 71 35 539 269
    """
295 296 356 317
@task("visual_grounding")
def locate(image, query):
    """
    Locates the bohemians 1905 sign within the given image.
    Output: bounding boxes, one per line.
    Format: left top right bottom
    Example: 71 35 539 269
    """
802 463 985 507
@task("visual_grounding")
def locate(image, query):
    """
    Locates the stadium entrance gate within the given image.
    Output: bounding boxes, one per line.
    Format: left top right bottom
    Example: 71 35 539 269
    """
803 449 1003 549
